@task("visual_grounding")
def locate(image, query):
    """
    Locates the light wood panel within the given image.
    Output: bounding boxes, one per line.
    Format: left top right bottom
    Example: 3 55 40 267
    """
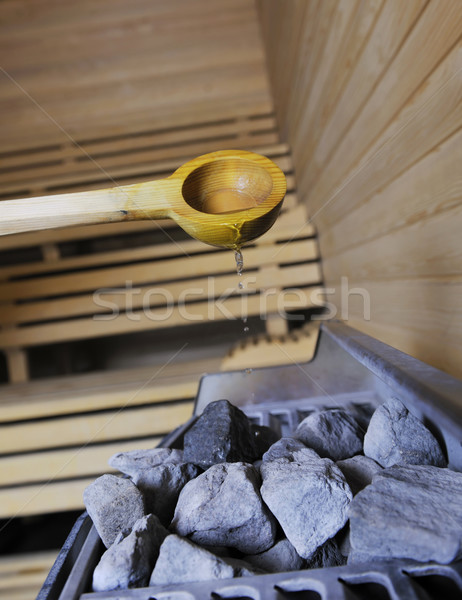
0 0 272 153
0 551 57 600
259 0 462 380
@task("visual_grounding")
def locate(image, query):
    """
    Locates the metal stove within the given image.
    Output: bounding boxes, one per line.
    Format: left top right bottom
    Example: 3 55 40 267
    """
38 322 462 600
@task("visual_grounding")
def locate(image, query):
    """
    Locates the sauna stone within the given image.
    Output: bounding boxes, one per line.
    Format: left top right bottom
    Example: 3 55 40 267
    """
171 462 276 554
262 437 308 462
244 537 305 573
109 448 184 476
260 449 352 558
363 397 446 468
183 399 259 467
336 455 383 495
150 535 260 585
349 464 462 563
83 474 145 548
305 538 346 569
294 409 364 461
131 462 201 525
92 514 168 591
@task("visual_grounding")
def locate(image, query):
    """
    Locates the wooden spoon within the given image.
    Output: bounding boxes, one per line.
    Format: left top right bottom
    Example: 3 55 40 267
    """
0 150 286 249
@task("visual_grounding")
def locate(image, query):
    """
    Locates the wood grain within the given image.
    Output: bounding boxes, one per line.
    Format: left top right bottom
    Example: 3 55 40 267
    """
259 0 462 379
0 0 272 152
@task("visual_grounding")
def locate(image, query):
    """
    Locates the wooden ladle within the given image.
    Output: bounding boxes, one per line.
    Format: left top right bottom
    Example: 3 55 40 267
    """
0 150 287 249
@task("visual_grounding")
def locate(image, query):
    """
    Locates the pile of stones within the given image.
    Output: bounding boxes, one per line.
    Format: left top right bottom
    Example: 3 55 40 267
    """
83 397 462 592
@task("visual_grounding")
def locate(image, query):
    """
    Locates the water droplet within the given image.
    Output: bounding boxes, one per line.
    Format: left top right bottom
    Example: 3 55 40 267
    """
234 249 244 277
243 326 249 333
243 316 248 323
238 281 244 289
245 368 253 374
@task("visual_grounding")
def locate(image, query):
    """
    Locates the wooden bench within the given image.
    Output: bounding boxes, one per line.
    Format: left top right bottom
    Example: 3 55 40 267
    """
0 551 57 600
0 110 324 518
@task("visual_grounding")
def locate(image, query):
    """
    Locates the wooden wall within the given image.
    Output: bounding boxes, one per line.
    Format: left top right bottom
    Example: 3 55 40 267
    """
258 0 462 380
0 0 272 153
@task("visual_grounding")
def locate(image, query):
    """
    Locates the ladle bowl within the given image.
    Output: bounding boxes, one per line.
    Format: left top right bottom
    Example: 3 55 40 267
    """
0 150 287 249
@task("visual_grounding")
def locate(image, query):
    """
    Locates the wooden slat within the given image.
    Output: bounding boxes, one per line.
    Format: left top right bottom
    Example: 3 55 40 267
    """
0 551 56 575
0 132 280 189
305 1 462 217
0 401 193 454
327 277 462 380
319 124 462 260
0 285 324 348
315 42 462 234
0 437 161 486
291 0 359 161
1 262 321 325
0 361 206 422
0 550 57 600
0 115 277 170
0 0 273 153
0 476 92 518
322 205 462 283
298 0 427 196
0 237 317 301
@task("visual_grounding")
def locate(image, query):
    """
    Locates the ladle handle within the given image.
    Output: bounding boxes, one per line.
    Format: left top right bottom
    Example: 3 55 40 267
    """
0 179 179 236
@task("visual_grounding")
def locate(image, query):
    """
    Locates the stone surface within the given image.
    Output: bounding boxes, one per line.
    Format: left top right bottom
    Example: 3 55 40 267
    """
92 514 168 591
183 399 258 467
251 424 280 458
149 535 261 585
109 448 184 477
363 398 447 468
262 437 308 462
305 538 346 569
244 537 305 573
132 462 200 524
260 449 352 558
150 535 234 585
336 455 382 495
83 475 145 548
349 464 462 563
294 409 364 461
171 462 276 554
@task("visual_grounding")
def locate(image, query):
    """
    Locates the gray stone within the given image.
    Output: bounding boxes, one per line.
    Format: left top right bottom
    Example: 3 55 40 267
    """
132 462 201 524
109 448 184 476
149 535 261 585
92 514 168 591
150 535 234 585
349 464 462 563
294 409 364 461
305 538 346 569
224 557 266 577
336 455 382 495
244 538 305 573
83 474 145 548
183 399 258 467
364 398 446 468
262 437 308 462
171 462 276 554
260 450 352 558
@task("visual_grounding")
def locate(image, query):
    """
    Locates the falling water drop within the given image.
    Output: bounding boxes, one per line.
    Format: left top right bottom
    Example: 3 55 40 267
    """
234 249 250 335
234 249 244 277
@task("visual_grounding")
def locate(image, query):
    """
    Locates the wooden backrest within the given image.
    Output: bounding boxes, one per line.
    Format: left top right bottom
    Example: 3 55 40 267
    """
0 144 322 382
